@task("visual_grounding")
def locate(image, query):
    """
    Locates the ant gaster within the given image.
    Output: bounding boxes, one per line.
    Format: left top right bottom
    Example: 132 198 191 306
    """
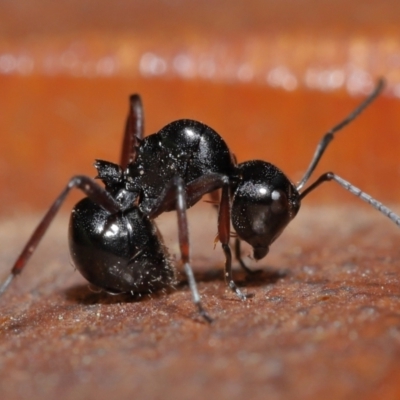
1 79 399 323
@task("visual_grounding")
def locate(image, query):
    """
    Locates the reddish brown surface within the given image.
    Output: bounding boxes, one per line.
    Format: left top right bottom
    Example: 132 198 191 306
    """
1 0 400 37
1 1 400 399
1 206 400 400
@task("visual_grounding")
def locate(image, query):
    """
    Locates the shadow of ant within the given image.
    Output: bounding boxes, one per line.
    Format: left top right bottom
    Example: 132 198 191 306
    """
64 264 288 305
174 264 288 289
64 285 158 305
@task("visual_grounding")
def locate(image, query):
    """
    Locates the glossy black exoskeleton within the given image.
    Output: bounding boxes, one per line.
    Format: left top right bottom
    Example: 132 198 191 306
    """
1 79 399 323
69 198 175 295
231 160 300 261
123 119 236 215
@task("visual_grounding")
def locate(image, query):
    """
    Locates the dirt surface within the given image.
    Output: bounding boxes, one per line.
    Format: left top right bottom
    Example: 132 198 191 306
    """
1 1 400 399
1 205 400 400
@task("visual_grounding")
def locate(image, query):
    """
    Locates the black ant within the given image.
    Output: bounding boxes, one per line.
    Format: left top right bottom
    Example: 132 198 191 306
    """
1 79 399 323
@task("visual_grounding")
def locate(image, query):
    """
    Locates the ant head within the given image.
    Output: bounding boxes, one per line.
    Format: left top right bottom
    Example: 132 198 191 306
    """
232 161 300 260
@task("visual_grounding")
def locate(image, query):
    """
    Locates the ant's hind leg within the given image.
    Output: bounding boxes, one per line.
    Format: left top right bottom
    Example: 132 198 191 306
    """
0 175 120 296
120 94 145 169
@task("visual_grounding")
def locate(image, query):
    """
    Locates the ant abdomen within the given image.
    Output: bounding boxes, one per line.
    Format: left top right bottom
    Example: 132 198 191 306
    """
69 198 175 294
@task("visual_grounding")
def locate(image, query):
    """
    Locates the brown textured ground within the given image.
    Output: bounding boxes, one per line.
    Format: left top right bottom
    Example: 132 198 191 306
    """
1 205 400 400
2 1 400 399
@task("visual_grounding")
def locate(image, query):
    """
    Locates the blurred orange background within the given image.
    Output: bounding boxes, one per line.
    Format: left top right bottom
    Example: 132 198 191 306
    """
1 0 400 215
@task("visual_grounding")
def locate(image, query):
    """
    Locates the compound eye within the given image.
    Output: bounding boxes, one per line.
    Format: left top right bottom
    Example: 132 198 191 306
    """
270 189 288 213
271 190 280 200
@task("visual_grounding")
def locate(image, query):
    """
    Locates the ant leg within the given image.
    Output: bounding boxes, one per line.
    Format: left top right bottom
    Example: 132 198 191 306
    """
218 185 250 300
175 178 213 323
147 173 249 302
209 190 254 274
185 175 253 295
0 176 120 296
300 172 400 226
120 94 144 169
234 237 248 272
148 176 213 323
234 238 262 274
208 187 258 275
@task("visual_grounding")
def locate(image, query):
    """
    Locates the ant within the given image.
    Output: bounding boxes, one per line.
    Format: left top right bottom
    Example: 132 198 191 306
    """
0 78 399 323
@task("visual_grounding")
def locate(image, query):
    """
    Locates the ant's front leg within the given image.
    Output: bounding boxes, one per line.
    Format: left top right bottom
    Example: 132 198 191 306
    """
0 176 120 296
178 174 253 297
218 185 252 300
209 188 259 276
185 175 253 298
234 238 263 275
